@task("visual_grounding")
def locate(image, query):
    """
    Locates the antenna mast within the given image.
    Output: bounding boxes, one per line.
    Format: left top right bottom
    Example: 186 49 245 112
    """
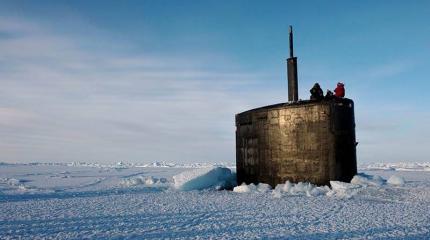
289 25 294 58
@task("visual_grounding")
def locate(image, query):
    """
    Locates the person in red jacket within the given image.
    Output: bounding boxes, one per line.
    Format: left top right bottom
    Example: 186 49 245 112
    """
334 82 345 98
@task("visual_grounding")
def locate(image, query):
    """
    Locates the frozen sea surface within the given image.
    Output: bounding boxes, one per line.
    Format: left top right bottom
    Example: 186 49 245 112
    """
1 164 429 239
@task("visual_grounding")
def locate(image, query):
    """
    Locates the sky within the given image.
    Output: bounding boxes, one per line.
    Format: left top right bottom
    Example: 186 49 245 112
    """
1 0 430 164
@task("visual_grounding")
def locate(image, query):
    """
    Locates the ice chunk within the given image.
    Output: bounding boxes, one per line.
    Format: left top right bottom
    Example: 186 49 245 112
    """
257 183 272 193
279 181 327 196
330 181 360 191
387 175 405 186
351 173 385 187
173 167 235 191
289 182 314 195
233 183 257 193
283 181 293 192
144 176 156 185
309 186 331 196
232 183 270 193
328 181 361 199
236 180 330 197
272 185 284 198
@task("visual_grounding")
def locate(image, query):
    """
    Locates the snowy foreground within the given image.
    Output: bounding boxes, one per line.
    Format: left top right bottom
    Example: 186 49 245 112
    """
1 163 430 239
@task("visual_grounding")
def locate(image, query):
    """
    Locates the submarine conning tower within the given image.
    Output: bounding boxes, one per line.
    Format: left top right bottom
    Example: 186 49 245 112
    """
235 26 357 187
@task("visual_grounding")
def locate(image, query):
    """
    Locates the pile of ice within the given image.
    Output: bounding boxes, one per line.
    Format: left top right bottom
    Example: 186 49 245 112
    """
233 183 272 193
120 176 167 187
171 167 405 197
272 181 329 197
326 181 362 199
234 181 330 198
327 173 405 198
233 173 406 199
234 180 360 199
173 167 236 191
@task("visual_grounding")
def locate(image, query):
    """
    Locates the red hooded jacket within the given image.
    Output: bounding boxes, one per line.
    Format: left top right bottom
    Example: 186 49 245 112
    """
334 82 345 98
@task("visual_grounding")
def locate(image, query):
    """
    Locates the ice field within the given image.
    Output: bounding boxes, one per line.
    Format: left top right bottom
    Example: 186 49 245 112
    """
1 162 430 239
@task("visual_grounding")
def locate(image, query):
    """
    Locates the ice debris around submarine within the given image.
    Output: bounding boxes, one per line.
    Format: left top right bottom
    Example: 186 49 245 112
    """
169 167 406 198
233 173 406 199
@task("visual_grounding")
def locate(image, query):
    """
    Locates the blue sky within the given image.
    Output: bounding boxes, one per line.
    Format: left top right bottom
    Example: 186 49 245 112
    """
1 0 429 164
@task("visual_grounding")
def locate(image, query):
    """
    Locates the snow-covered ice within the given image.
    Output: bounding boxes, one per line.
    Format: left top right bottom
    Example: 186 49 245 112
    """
1 163 430 239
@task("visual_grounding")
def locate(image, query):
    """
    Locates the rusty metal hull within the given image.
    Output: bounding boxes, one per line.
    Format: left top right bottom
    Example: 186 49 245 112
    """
287 57 298 102
235 98 357 187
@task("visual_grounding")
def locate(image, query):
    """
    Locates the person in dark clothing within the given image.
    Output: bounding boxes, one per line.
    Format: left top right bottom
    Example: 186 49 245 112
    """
310 83 324 100
334 82 345 98
325 90 334 100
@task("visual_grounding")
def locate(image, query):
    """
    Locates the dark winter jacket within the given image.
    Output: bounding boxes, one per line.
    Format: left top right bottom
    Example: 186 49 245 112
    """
310 83 324 100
